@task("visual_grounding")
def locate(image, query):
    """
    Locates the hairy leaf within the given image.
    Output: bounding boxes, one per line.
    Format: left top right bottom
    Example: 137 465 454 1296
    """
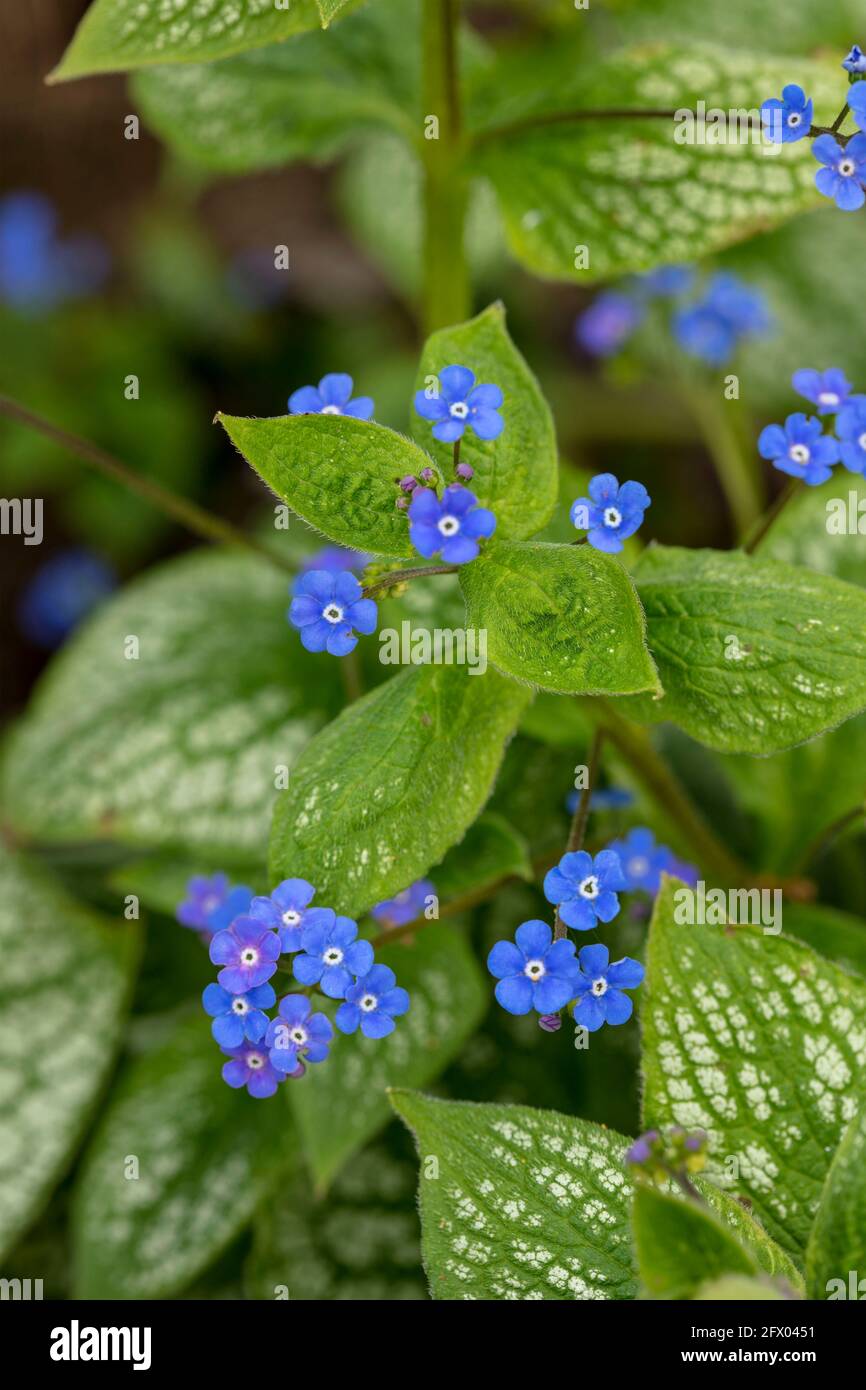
269 664 531 917
633 1186 759 1298
758 473 866 590
432 811 532 899
806 1100 866 1299
460 540 660 695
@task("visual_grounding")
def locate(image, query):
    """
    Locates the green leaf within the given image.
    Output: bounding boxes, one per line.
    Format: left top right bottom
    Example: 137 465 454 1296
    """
758 473 866 590
806 1100 866 1299
0 845 138 1261
412 304 557 540
1 550 340 862
245 1142 426 1299
633 1186 759 1299
132 0 418 173
469 44 838 283
700 1182 804 1290
783 904 866 981
460 540 660 696
391 1091 638 1300
218 412 434 557
53 0 361 80
269 664 532 917
290 925 487 1190
622 545 866 755
642 877 866 1257
432 811 532 899
692 1274 788 1300
72 1012 292 1298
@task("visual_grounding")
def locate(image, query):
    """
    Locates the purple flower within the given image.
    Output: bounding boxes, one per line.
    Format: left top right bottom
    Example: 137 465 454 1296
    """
288 569 377 656
672 272 771 366
760 84 813 143
209 916 281 993
570 473 650 554
265 994 334 1073
221 1040 284 1098
248 878 335 953
414 365 504 443
572 944 645 1033
626 1129 660 1165
640 265 694 297
371 879 435 928
487 920 580 1015
758 413 841 485
791 367 854 416
575 291 643 357
335 964 411 1038
202 981 275 1048
408 485 496 564
543 849 625 931
606 827 671 894
293 916 374 998
664 855 700 888
176 875 253 938
836 396 866 474
812 134 866 212
288 373 373 419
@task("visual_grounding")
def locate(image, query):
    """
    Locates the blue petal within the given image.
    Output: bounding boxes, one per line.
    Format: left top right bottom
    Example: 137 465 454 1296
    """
289 385 323 414
495 974 533 1015
514 919 552 957
439 364 476 401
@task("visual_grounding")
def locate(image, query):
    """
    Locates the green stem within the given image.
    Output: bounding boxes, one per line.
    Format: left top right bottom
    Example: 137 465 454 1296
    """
421 0 469 334
678 380 764 540
362 562 457 599
742 478 801 555
554 729 604 938
0 394 295 574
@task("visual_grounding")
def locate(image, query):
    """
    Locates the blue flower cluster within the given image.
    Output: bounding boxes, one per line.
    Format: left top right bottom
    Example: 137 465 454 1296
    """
179 875 410 1098
759 367 866 485
570 473 651 553
761 71 866 212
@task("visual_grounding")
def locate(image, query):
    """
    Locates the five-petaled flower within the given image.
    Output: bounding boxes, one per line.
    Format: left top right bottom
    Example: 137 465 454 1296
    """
202 981 275 1048
812 134 866 211
792 367 854 415
607 827 672 895
760 84 813 143
248 878 334 953
571 944 645 1033
414 364 504 442
288 372 373 419
209 916 281 993
487 920 580 1015
408 484 496 564
835 396 866 473
570 473 650 554
371 878 435 928
335 964 411 1038
293 915 374 998
289 569 377 656
177 872 252 935
221 1039 284 1098
265 994 334 1073
543 849 625 930
758 412 841 485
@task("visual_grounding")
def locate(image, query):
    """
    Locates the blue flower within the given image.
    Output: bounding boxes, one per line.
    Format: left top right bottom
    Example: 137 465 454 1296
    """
293 916 374 998
758 413 841 485
176 874 253 937
487 920 580 1015
791 367 854 416
292 546 368 595
0 192 108 312
760 84 813 143
265 994 334 1074
575 292 643 357
835 397 866 474
408 484 496 564
543 849 625 931
813 134 866 211
209 916 281 993
17 549 115 649
566 787 634 814
221 1040 284 1098
666 855 700 888
570 473 650 554
672 273 771 366
850 80 866 127
202 981 275 1048
335 964 411 1038
843 47 866 76
640 265 694 297
606 827 671 894
248 878 335 953
414 365 504 443
371 879 435 928
288 373 373 419
288 569 377 656
571 944 645 1033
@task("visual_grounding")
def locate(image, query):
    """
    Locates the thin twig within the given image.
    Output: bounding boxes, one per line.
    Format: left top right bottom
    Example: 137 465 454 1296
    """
554 729 604 938
362 563 458 599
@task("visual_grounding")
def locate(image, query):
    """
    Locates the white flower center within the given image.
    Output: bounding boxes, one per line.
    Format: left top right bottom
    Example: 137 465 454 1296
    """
240 947 259 965
247 1052 265 1069
578 875 600 900
628 856 650 879
788 444 810 465
839 159 856 178
787 112 802 127
858 432 866 451
282 909 301 928
437 515 460 536
818 391 840 407
524 958 546 980
231 998 250 1016
321 404 342 415
603 506 622 529
202 894 221 915
322 603 344 624
290 1027 308 1046
360 993 378 1011
591 977 608 998
449 401 469 419
323 947 344 966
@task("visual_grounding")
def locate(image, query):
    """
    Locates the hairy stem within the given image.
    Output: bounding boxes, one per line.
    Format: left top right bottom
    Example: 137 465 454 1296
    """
421 0 470 334
554 729 604 938
742 478 801 555
472 107 681 146
362 562 458 598
0 394 295 574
